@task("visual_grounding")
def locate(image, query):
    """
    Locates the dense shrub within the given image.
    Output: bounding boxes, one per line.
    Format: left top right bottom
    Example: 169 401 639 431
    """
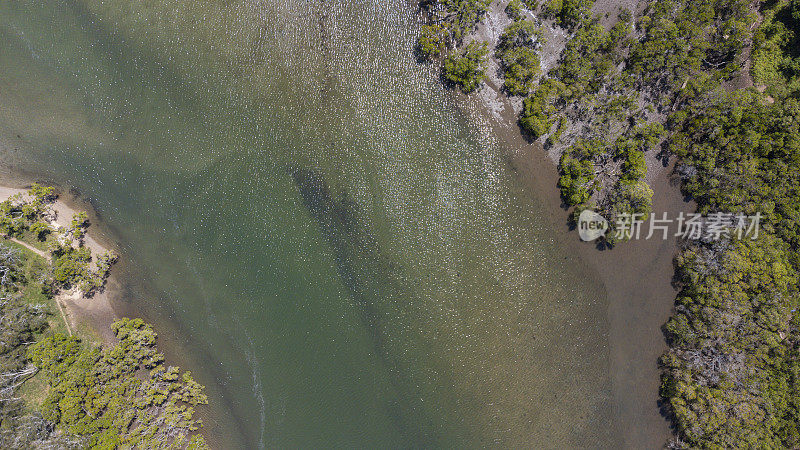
520 79 563 138
52 246 93 289
415 0 493 60
668 90 800 247
550 21 612 100
628 0 756 91
496 21 545 95
543 0 595 30
28 318 208 448
662 234 800 447
557 138 604 205
416 24 446 60
443 41 489 93
751 0 800 98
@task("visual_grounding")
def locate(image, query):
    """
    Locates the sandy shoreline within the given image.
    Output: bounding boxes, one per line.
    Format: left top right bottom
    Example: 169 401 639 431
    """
460 95 687 447
450 43 691 450
441 2 696 446
0 184 120 344
0 177 239 448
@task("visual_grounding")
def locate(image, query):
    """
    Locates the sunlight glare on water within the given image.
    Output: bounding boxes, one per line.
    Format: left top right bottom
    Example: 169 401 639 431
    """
0 0 617 447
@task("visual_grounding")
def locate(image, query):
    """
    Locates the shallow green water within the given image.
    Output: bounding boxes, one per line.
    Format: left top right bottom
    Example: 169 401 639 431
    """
0 0 618 447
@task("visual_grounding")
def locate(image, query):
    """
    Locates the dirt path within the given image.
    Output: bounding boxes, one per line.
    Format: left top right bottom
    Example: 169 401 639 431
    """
52 292 78 337
9 237 47 258
0 185 121 344
53 297 74 336
7 237 74 336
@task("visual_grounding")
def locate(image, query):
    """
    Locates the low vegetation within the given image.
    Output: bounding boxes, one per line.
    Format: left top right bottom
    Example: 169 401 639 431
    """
0 185 208 448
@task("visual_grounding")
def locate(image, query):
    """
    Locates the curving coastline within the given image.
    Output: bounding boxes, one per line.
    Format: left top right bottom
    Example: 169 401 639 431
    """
0 180 211 448
5 0 796 447
453 57 690 448
425 2 692 445
0 184 120 343
419 0 800 447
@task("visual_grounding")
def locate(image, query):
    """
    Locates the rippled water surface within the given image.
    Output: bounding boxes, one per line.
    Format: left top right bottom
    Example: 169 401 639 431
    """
0 1 618 447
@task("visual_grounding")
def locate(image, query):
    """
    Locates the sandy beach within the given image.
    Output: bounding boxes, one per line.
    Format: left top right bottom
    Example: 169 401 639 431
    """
0 184 120 344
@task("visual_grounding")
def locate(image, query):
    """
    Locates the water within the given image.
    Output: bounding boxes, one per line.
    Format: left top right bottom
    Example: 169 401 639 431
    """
0 0 619 447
